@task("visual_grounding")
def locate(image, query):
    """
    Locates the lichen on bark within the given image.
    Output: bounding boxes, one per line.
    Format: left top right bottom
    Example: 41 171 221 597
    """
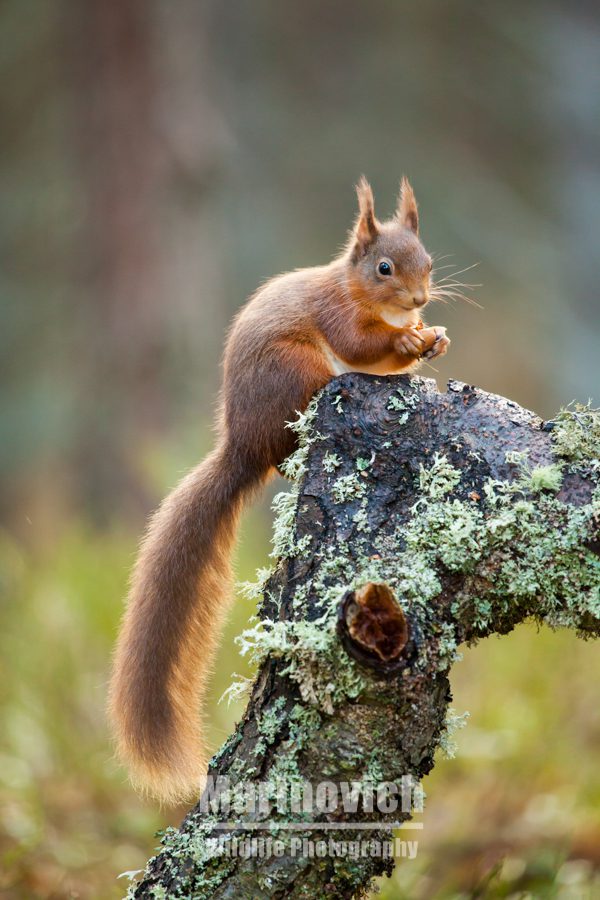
129 375 599 900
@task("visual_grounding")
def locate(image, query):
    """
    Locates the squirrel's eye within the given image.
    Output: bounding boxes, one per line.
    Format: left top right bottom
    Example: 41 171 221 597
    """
377 259 393 277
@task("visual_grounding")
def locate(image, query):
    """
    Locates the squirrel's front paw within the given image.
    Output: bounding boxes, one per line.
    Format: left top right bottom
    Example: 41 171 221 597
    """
422 327 450 360
394 327 425 358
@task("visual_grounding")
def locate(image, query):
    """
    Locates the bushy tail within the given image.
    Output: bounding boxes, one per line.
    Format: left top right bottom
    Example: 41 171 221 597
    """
109 442 266 803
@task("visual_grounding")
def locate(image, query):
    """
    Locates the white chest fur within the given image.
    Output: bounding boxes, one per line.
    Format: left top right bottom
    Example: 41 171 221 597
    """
379 305 414 329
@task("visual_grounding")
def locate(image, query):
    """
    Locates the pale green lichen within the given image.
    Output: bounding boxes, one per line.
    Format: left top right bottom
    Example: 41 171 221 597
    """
362 750 385 786
331 472 367 504
332 393 344 414
322 451 341 473
130 815 237 900
268 707 321 786
505 448 563 494
218 674 253 707
209 729 243 766
270 489 302 559
294 533 313 557
352 505 370 532
254 696 288 756
270 395 324 560
528 464 563 493
405 498 483 572
553 401 600 465
505 448 531 467
387 388 420 424
237 611 367 714
418 453 462 500
438 708 470 759
237 565 274 604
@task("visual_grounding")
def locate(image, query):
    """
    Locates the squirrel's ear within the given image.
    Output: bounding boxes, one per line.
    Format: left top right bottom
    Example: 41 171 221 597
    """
396 176 419 235
352 176 379 258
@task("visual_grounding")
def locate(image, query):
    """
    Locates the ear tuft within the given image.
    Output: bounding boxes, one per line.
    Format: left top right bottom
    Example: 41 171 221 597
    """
352 176 379 258
396 176 419 235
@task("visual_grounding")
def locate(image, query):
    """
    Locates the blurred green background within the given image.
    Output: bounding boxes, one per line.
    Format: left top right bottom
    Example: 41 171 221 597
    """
1 1 599 897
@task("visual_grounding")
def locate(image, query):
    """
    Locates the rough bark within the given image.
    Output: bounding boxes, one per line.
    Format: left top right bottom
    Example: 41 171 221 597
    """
130 374 600 899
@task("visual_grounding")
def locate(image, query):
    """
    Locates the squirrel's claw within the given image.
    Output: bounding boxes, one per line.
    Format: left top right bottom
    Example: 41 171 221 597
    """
423 327 450 359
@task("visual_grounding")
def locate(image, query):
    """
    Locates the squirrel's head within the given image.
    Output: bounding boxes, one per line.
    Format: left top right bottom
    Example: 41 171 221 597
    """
346 176 432 312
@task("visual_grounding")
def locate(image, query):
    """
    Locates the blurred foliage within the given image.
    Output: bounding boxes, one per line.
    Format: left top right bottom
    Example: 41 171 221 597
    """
1 0 599 896
3 0 600 526
377 626 600 899
0 508 271 899
2 514 600 898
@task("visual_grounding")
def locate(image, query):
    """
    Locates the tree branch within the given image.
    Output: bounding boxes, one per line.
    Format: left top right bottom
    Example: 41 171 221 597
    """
130 374 600 899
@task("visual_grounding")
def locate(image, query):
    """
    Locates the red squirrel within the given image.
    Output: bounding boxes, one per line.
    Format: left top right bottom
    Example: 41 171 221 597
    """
109 177 450 802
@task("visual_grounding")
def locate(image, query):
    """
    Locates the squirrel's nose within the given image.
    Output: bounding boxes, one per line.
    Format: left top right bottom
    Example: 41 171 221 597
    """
412 292 427 308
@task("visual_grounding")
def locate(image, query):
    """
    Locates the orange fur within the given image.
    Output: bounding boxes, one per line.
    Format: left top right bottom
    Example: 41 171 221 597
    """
108 177 450 802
